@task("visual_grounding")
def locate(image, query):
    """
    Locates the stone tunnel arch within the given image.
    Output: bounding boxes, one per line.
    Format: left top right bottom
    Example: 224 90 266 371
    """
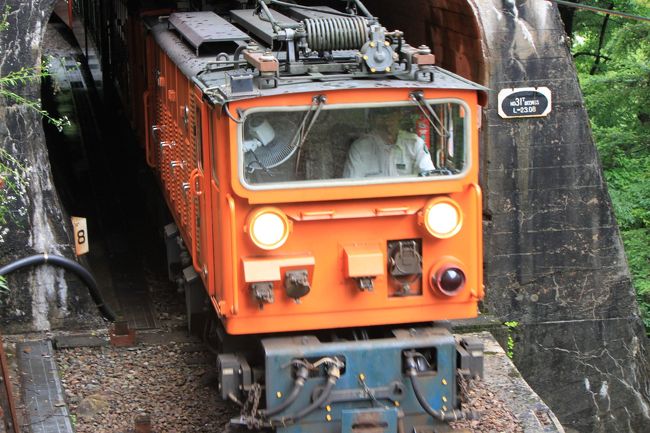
372 0 487 85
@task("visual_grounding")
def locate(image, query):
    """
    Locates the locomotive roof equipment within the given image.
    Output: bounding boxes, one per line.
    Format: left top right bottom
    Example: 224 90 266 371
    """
152 2 484 105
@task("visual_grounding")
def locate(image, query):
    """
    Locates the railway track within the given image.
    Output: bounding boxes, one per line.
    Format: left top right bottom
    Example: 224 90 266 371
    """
0 333 19 433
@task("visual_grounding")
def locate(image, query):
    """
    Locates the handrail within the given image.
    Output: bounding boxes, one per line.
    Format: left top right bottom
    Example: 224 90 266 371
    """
142 90 156 168
189 168 203 273
226 194 239 315
468 182 484 300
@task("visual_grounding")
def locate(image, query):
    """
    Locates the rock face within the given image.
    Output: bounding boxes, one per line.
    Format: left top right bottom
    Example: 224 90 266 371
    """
0 0 100 331
474 2 650 432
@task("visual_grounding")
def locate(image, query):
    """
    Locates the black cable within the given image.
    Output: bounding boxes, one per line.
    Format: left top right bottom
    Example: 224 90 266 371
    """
405 354 479 422
0 254 116 322
260 366 309 417
223 103 244 124
551 0 650 23
233 44 247 63
271 365 340 425
284 378 336 423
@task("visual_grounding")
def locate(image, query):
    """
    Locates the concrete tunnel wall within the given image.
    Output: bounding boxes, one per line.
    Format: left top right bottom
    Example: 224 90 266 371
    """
372 0 486 84
0 0 649 431
0 0 102 333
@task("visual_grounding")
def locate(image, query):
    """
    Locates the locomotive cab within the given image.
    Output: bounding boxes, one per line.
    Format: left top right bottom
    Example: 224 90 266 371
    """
134 2 487 432
221 88 483 336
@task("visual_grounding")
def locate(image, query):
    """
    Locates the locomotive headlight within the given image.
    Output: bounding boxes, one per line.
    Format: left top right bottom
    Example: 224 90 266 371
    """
246 207 291 250
429 258 467 297
433 266 466 296
422 198 463 238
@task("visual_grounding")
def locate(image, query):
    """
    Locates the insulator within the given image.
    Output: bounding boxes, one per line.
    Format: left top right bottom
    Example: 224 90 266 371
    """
303 16 368 51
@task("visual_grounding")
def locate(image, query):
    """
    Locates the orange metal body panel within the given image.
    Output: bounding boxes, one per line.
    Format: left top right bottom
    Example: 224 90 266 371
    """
141 35 214 291
243 256 316 283
343 245 385 278
208 89 483 335
136 26 483 337
216 188 482 335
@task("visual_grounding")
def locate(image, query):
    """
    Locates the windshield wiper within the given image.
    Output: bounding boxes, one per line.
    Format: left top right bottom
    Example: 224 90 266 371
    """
409 91 449 137
292 94 327 173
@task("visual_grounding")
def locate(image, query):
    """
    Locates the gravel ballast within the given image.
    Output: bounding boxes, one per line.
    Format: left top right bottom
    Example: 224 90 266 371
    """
54 336 526 432
55 340 238 432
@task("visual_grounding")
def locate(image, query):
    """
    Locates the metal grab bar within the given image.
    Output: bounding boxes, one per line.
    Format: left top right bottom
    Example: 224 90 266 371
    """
226 194 239 315
468 182 484 300
143 90 156 168
189 168 204 274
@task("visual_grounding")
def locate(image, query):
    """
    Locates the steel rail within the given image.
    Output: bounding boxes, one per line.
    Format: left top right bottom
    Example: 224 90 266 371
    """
0 333 19 433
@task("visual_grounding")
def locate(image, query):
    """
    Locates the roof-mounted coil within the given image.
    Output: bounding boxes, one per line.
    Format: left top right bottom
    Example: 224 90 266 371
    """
303 16 368 51
231 8 369 52
168 12 249 56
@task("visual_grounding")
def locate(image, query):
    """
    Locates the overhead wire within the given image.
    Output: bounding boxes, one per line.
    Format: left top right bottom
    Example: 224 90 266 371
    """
549 0 650 23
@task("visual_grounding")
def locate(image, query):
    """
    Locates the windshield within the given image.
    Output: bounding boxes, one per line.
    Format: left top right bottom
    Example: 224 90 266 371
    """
240 101 468 187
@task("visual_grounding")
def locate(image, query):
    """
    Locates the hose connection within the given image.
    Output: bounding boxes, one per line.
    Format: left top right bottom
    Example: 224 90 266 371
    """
404 351 480 422
268 357 343 427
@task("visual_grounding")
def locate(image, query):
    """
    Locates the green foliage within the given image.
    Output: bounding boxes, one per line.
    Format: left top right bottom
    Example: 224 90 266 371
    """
504 321 518 359
0 5 70 132
605 157 650 229
572 1 650 332
0 64 71 132
0 5 9 32
0 147 28 230
622 228 650 329
504 321 519 329
0 275 7 306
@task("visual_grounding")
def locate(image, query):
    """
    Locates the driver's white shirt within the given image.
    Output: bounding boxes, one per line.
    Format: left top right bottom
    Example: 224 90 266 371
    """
343 130 434 178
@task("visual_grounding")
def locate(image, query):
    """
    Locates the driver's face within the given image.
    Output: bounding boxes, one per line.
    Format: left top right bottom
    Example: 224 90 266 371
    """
374 113 400 142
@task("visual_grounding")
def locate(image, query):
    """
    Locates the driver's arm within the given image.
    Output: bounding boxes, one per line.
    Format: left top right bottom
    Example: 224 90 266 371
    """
343 139 368 178
413 136 435 173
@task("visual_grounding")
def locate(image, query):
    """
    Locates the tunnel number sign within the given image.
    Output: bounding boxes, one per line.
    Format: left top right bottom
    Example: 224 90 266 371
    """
71 216 89 256
498 87 552 118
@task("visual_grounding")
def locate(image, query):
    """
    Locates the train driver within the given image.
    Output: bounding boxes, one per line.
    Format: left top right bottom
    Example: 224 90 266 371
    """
343 108 434 178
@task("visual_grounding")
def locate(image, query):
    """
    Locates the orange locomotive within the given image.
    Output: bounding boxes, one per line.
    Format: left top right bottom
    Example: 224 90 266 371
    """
122 1 486 431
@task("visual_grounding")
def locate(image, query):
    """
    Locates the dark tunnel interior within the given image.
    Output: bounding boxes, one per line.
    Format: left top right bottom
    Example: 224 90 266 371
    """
42 14 179 329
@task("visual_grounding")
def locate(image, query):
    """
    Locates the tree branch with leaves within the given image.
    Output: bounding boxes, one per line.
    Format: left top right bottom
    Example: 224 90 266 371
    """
570 0 650 331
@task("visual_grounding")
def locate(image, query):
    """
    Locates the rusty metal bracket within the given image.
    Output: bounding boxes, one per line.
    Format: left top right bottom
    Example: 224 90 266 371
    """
109 321 136 347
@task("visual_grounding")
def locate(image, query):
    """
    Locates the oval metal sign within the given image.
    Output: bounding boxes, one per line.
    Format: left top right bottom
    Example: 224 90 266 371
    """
498 87 552 118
